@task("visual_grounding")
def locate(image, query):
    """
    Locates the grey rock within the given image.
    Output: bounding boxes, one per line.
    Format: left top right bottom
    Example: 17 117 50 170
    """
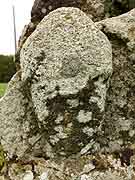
2 154 135 180
1 6 135 180
22 171 34 180
0 72 30 158
96 8 135 41
0 7 112 159
16 0 105 67
31 0 105 23
16 0 134 70
96 8 135 152
0 5 135 180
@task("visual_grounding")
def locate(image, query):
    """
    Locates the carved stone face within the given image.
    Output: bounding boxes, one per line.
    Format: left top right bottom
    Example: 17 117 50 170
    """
20 7 112 158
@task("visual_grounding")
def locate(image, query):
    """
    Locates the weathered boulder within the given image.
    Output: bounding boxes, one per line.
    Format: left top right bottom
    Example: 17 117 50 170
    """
95 8 135 152
16 0 135 70
16 22 36 70
16 0 105 67
0 7 112 160
1 6 135 180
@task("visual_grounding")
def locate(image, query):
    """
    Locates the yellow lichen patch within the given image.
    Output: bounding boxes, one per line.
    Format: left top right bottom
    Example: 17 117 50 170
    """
128 26 135 41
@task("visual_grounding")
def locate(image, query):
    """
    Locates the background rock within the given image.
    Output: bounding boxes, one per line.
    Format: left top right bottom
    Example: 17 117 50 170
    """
96 8 135 153
31 0 105 23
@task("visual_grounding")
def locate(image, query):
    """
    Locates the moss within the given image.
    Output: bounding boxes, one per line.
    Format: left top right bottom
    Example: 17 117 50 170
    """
64 14 73 20
0 83 7 97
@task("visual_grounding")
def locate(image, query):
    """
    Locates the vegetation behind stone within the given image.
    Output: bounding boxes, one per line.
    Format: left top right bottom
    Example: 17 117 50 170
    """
0 55 16 83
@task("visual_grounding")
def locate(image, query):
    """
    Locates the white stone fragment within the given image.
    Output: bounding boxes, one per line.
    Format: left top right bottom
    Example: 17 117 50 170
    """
80 141 94 155
83 163 95 173
77 110 92 123
67 99 79 108
129 130 135 137
55 115 63 124
23 171 33 180
39 172 48 180
50 135 60 145
83 127 94 137
81 174 90 180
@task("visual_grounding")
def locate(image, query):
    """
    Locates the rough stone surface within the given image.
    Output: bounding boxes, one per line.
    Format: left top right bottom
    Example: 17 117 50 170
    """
1 4 135 180
15 0 105 67
0 7 112 160
31 0 105 23
95 8 135 152
16 0 135 68
1 154 135 179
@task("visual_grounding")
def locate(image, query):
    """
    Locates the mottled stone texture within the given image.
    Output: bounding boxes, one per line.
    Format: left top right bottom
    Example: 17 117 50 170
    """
96 8 135 152
16 0 135 69
31 0 85 23
1 5 135 180
31 0 105 23
1 154 135 179
31 0 135 24
16 0 105 66
0 7 112 160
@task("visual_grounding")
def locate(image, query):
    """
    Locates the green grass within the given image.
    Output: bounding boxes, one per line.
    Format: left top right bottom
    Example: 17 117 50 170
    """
0 83 7 97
